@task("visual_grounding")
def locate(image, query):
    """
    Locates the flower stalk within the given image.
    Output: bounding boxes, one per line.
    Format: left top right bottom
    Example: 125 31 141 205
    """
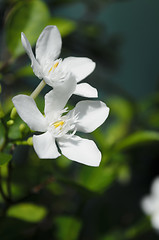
30 80 46 99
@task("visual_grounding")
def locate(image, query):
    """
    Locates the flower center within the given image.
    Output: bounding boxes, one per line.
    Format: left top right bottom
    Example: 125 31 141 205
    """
53 120 64 129
48 109 78 139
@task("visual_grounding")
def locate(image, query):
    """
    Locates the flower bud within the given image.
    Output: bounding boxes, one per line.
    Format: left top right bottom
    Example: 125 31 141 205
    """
27 137 33 146
10 107 17 119
19 123 26 133
7 120 14 126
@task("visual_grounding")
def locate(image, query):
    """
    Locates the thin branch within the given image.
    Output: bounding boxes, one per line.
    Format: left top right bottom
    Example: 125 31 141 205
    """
15 176 55 203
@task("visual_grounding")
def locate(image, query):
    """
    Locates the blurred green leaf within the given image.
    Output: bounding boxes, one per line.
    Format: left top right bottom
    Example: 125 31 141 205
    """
0 121 5 150
0 182 26 202
8 117 29 140
5 0 50 57
117 164 131 184
0 153 12 166
16 65 34 78
54 216 81 240
7 203 48 222
8 120 22 140
100 232 122 240
101 97 134 148
115 131 159 151
57 155 72 169
103 122 129 147
148 112 159 128
3 97 13 115
47 181 64 196
108 97 134 122
48 17 76 37
77 164 116 192
124 217 151 239
0 103 5 118
0 165 8 179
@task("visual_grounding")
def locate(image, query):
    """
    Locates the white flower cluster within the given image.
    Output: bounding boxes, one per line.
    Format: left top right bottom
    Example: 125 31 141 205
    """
141 177 159 230
12 26 109 166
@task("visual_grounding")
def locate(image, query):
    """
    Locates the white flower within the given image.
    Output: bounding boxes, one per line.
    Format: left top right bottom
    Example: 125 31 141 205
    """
21 25 97 98
12 76 109 166
141 177 159 230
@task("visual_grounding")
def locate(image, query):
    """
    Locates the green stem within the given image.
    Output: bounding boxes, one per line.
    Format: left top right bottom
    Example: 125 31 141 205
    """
30 80 46 99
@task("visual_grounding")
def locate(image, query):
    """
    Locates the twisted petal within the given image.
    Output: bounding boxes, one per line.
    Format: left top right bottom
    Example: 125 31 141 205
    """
74 83 98 98
44 74 76 121
58 135 101 166
36 25 62 66
69 100 109 133
21 33 43 79
33 131 60 159
63 57 96 82
12 95 47 132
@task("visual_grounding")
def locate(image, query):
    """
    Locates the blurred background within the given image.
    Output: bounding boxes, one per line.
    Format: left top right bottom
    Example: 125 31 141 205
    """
0 0 159 239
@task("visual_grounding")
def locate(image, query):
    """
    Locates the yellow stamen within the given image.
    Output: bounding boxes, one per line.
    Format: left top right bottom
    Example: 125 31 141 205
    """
49 66 53 73
53 62 59 69
49 62 59 73
53 120 64 129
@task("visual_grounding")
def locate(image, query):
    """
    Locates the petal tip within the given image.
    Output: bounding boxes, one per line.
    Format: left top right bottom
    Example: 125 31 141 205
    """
21 32 26 41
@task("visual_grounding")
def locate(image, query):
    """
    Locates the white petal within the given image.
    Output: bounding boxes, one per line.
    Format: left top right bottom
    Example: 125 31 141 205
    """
62 57 96 82
74 83 98 98
35 26 62 66
21 32 43 79
58 135 101 166
71 100 109 133
151 177 159 197
12 95 47 132
141 196 156 215
44 74 76 121
33 131 60 159
151 213 159 230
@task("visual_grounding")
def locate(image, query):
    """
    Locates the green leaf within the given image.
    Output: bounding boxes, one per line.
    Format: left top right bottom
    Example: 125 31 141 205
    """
0 182 25 202
54 216 81 240
100 232 122 240
0 153 12 166
7 203 48 222
108 97 134 122
77 163 116 192
8 117 29 140
103 122 129 147
16 65 34 78
124 217 151 239
48 17 76 37
5 0 50 57
0 104 4 118
115 131 159 151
